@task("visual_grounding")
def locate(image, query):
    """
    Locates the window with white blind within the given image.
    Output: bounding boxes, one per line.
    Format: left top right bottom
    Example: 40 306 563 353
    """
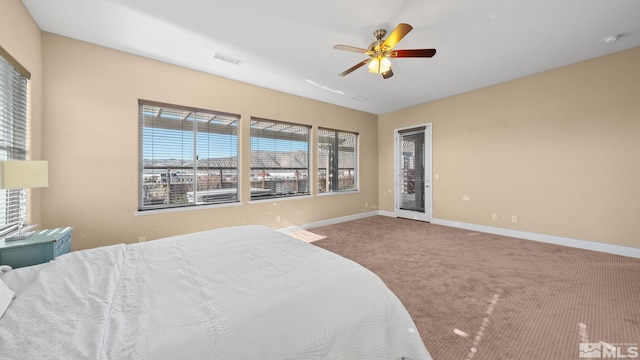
250 118 310 200
139 100 239 210
0 47 30 237
318 128 358 193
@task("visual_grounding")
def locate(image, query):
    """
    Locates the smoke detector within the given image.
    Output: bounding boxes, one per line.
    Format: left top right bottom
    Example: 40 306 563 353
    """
603 34 621 44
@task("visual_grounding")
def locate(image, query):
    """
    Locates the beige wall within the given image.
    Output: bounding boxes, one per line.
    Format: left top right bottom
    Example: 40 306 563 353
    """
40 33 378 250
5 0 639 251
379 47 640 248
0 0 44 226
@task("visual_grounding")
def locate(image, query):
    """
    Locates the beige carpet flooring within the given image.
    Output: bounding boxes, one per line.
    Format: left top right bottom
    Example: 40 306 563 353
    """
310 216 640 360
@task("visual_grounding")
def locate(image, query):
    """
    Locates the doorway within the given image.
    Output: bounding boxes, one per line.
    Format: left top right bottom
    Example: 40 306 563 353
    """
395 124 431 221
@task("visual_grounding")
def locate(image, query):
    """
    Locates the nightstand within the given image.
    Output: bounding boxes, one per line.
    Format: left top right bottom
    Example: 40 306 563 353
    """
0 227 73 269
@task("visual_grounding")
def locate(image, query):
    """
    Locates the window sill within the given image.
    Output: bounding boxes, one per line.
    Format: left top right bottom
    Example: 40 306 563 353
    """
249 194 313 204
317 190 360 197
135 201 243 216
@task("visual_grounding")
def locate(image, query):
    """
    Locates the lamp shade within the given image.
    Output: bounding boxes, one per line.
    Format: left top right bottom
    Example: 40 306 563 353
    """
0 160 49 189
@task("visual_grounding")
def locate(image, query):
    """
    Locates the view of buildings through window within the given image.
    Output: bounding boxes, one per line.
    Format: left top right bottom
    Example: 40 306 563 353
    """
139 101 240 210
317 128 357 193
250 118 311 200
139 101 357 211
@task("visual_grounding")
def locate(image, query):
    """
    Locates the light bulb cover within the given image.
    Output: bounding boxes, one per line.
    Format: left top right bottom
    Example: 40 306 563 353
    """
379 56 392 73
368 56 392 74
368 58 380 73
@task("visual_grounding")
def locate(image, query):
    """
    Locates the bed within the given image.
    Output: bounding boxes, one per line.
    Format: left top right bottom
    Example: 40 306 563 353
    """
0 225 430 360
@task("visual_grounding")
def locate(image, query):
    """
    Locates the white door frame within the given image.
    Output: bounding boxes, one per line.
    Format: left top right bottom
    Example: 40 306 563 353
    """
394 123 432 222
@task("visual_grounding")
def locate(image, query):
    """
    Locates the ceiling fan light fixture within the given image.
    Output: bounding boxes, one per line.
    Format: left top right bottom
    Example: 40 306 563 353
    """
368 56 392 74
334 23 436 78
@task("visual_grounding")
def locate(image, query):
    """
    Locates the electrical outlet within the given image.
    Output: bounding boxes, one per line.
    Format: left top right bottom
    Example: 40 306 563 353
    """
511 215 518 223
276 215 281 222
137 236 146 242
491 213 498 221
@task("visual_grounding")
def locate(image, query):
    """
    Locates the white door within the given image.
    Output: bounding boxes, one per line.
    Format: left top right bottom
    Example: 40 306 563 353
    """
395 124 431 221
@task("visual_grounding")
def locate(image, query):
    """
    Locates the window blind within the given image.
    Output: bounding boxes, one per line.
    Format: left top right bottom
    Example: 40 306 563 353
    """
250 118 310 200
0 53 29 236
139 100 239 210
318 128 358 193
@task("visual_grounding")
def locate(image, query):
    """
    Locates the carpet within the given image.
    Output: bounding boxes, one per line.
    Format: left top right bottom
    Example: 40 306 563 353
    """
310 216 640 360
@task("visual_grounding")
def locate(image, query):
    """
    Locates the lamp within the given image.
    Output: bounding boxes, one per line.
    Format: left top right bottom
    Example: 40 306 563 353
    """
368 56 392 74
0 160 49 241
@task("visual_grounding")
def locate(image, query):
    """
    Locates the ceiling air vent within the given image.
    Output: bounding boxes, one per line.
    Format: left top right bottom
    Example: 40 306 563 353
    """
213 52 243 65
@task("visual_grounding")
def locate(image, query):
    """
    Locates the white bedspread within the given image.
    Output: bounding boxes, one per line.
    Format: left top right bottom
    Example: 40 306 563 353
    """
0 225 430 360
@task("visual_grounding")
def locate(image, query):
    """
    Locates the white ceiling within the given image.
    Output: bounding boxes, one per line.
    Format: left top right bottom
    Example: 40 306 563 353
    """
21 0 640 115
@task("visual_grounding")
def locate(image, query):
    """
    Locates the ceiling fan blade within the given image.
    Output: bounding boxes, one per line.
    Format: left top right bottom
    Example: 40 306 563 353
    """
333 45 368 54
382 23 413 50
382 68 394 79
389 49 437 58
338 59 371 77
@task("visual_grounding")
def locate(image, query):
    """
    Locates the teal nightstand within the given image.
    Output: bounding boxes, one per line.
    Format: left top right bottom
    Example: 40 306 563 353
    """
0 227 73 268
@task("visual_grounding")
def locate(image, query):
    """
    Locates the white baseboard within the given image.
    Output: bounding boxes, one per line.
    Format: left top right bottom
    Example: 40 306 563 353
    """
429 218 640 259
280 211 640 259
378 210 396 218
278 211 379 234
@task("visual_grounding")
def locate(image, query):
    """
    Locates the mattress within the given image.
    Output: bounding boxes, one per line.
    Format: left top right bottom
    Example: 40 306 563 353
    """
0 225 430 360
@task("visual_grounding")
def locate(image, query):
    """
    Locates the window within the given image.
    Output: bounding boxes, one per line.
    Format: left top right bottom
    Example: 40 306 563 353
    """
318 128 358 193
0 47 30 236
139 100 239 210
250 118 310 200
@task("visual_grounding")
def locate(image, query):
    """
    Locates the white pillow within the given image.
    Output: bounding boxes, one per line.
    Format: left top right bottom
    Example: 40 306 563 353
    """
0 278 15 319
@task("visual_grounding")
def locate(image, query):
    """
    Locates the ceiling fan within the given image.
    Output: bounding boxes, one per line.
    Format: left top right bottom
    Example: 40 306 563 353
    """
334 23 436 79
